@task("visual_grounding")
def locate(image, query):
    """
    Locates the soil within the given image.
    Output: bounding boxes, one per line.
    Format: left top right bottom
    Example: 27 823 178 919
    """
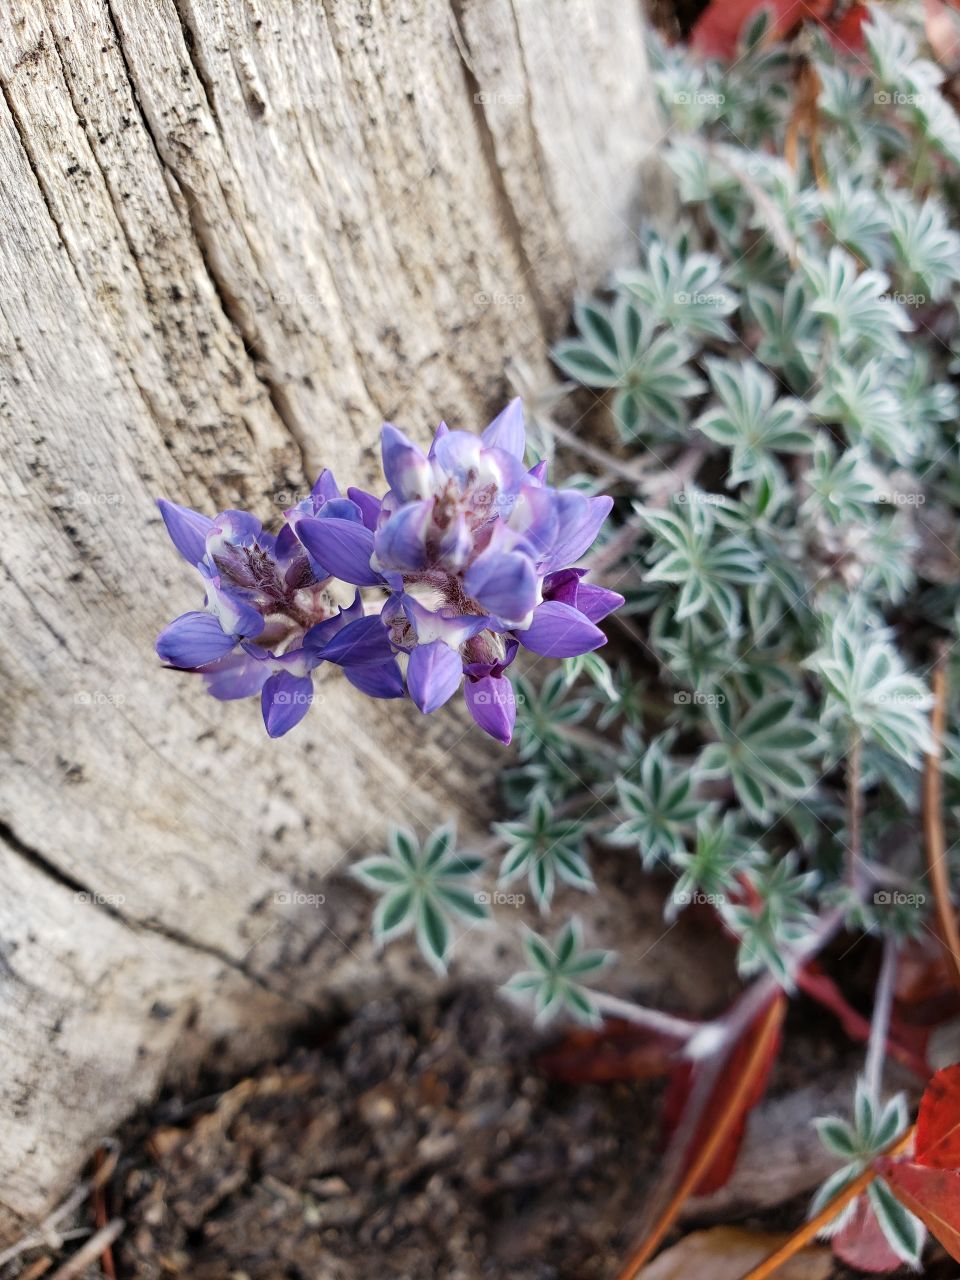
57 984 946 1280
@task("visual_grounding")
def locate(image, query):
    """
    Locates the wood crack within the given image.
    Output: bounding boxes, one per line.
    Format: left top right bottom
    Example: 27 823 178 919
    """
448 0 551 335
0 820 314 1013
0 71 83 286
102 0 314 481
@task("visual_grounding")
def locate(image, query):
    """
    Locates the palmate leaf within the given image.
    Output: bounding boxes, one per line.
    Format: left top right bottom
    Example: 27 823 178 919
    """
503 917 613 1027
667 813 762 920
820 177 891 268
807 615 935 768
494 790 593 913
695 356 813 486
552 294 704 441
721 855 819 984
886 192 960 302
802 247 912 357
643 497 760 635
801 436 878 525
514 670 592 763
352 822 490 974
747 276 820 389
610 737 701 866
809 359 914 463
698 694 822 822
617 239 738 341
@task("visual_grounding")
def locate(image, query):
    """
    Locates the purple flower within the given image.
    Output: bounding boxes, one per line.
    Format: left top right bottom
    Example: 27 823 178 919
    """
156 401 620 743
295 399 620 742
155 476 402 736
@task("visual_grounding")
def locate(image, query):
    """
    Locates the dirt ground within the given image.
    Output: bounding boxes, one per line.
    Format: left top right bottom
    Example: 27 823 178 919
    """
34 985 940 1280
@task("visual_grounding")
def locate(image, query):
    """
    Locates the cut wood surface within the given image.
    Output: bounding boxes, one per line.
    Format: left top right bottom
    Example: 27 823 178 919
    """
0 0 668 1238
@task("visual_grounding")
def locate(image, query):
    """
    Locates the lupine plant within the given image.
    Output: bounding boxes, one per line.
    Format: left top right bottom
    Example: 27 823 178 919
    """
349 6 960 1276
156 4 960 1275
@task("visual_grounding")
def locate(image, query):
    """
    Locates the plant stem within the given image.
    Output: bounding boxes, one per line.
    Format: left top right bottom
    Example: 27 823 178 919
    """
922 648 960 991
591 992 699 1042
846 733 866 895
612 995 786 1280
864 935 897 1101
735 1127 916 1280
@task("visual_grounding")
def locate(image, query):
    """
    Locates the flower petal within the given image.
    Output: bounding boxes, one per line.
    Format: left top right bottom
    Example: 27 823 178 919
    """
381 423 432 501
156 611 238 668
318 613 394 666
346 486 382 531
200 652 272 700
516 600 606 658
296 516 380 585
464 674 516 744
261 671 314 737
344 658 406 699
575 583 624 623
539 493 613 573
157 498 215 566
481 397 526 460
372 500 433 571
407 639 464 714
464 550 539 626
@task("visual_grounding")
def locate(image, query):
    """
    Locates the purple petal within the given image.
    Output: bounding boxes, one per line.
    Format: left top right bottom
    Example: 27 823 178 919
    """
481 397 526 460
428 421 449 459
401 595 491 648
527 459 548 484
507 484 560 557
347 486 382 531
516 600 606 658
296 516 380 586
261 672 314 738
539 493 613 573
318 614 394 667
312 469 340 504
436 512 471 571
204 579 265 639
372 500 433 571
464 550 538 626
381 423 432 501
541 567 585 607
316 497 363 523
344 659 406 699
303 591 365 653
407 640 464 714
200 652 271 700
464 674 516 744
157 498 215 566
575 583 624 623
157 611 238 668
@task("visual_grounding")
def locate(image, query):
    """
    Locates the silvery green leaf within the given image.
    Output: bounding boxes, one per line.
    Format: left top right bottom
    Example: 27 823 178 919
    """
868 1179 926 1267
505 918 614 1027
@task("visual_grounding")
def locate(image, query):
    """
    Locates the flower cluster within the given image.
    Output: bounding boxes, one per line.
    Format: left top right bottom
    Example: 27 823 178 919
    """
156 400 621 742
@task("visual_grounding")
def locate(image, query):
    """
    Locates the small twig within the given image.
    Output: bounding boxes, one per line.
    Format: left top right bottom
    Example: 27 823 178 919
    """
735 1128 915 1280
47 1220 124 1280
864 935 897 1101
0 1185 92 1268
923 648 960 990
613 995 785 1280
92 1145 117 1280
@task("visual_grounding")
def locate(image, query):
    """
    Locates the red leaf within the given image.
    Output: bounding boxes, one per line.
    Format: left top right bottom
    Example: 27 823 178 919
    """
690 0 829 60
536 1019 682 1084
822 4 870 54
916 1063 960 1168
876 1160 960 1262
832 1195 907 1274
664 995 786 1194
